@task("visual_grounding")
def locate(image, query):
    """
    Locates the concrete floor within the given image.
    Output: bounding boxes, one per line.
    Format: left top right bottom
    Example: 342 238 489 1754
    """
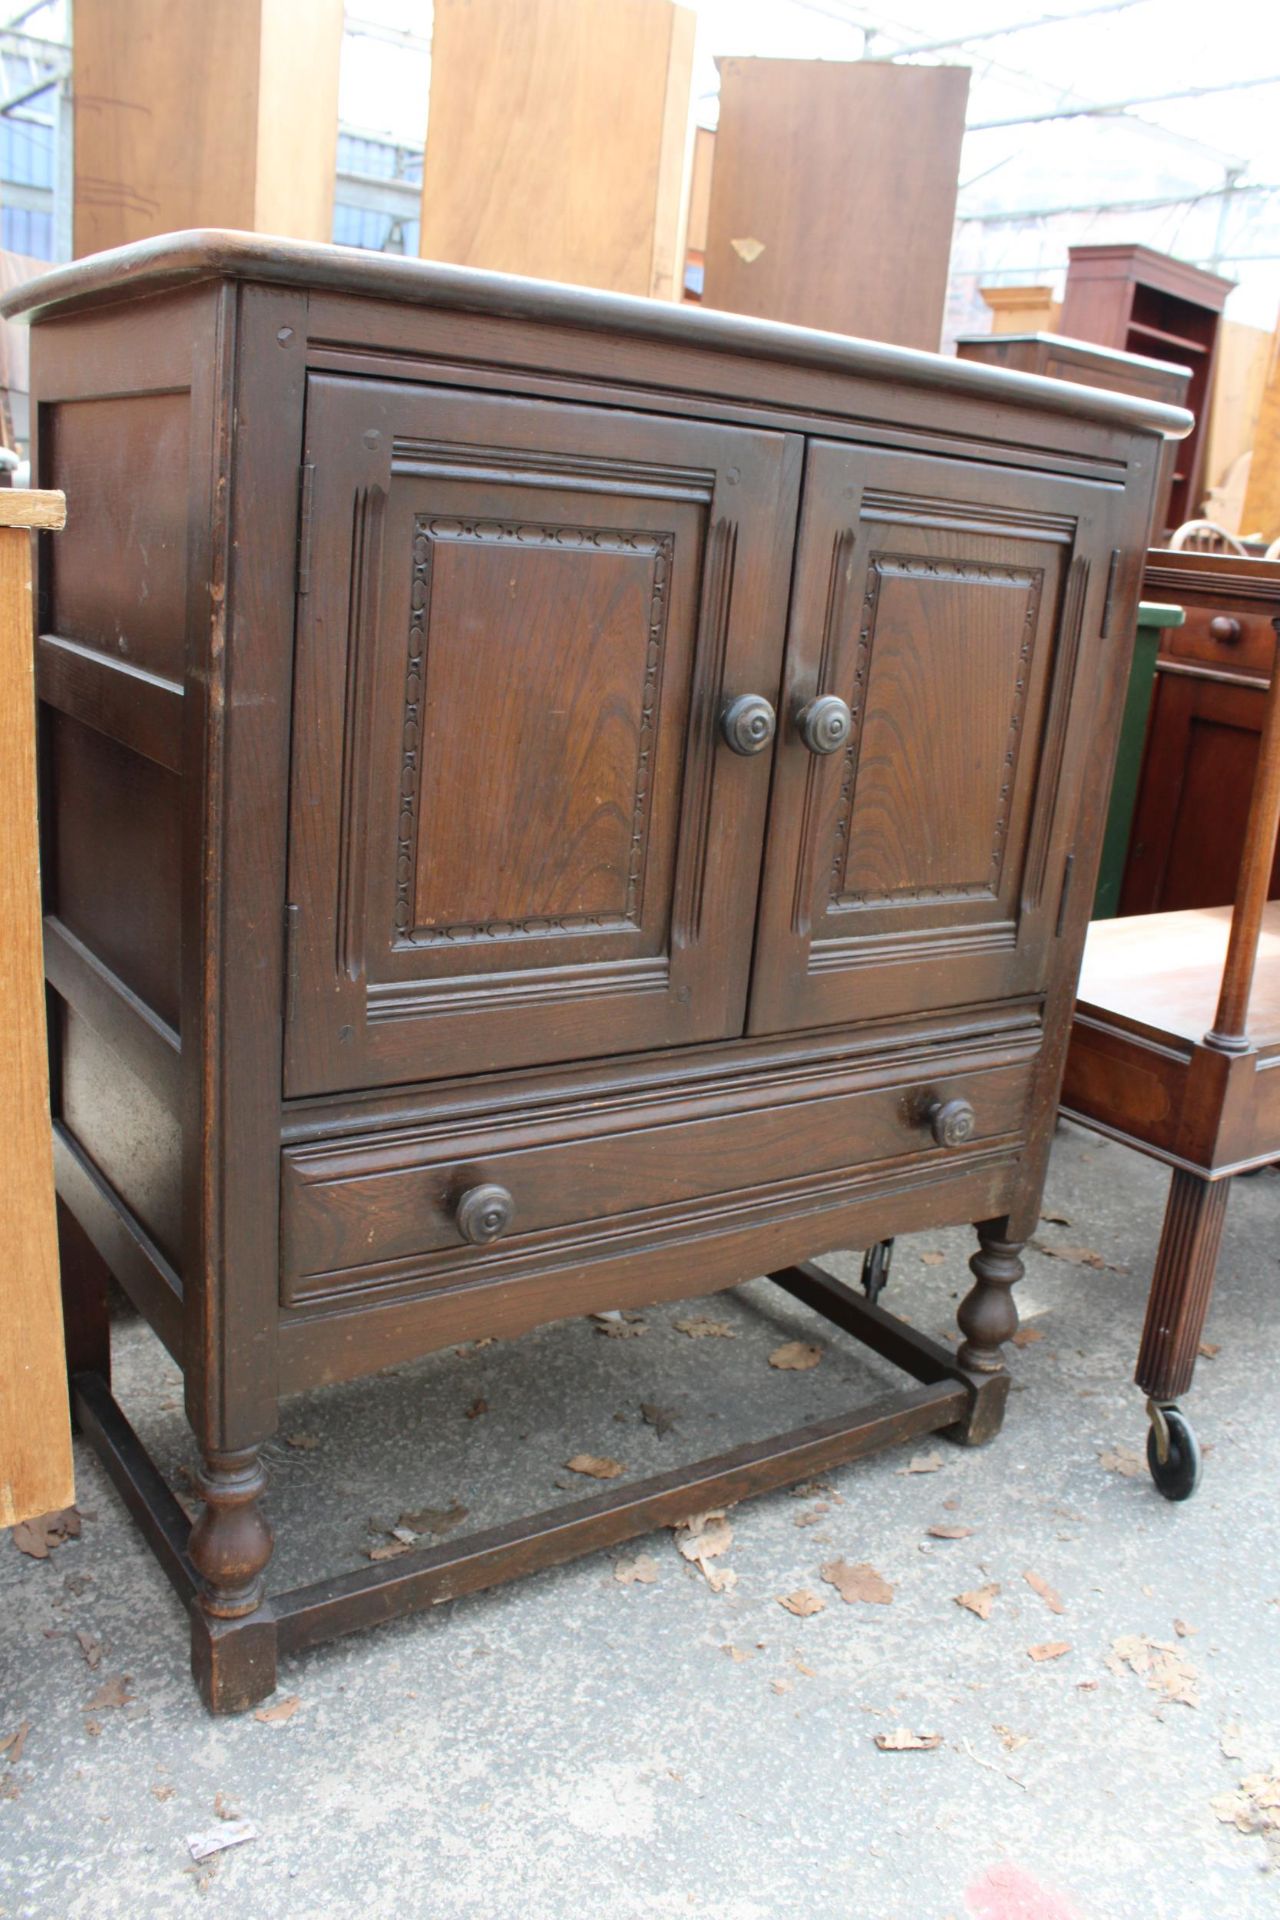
2 1118 1279 1920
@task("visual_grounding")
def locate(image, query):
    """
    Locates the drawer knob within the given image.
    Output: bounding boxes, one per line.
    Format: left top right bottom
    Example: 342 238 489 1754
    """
796 695 852 756
720 693 776 755
1209 615 1242 644
926 1097 976 1150
456 1183 515 1246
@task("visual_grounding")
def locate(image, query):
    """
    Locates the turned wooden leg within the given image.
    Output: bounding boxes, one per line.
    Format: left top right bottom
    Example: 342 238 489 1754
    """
958 1221 1024 1373
55 1198 112 1391
187 1448 278 1713
1136 1170 1230 1404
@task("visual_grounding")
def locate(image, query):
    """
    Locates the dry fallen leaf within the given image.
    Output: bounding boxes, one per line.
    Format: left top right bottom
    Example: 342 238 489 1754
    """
1027 1641 1071 1663
927 1524 973 1540
152 1784 175 1802
614 1554 659 1586
367 1538 412 1562
768 1341 822 1371
1011 1326 1045 1348
0 1722 30 1766
900 1452 944 1475
85 1675 133 1711
795 1504 829 1528
641 1402 678 1438
1099 1444 1146 1479
1107 1634 1198 1706
399 1500 469 1535
673 1316 735 1339
11 1508 82 1560
284 1431 319 1451
75 1630 103 1670
993 1724 1030 1752
1023 1571 1066 1615
1174 1618 1197 1639
874 1728 941 1751
674 1510 736 1592
464 1397 488 1420
920 1250 947 1266
777 1589 826 1618
722 1644 754 1663
1030 1238 1130 1274
592 1314 647 1340
1041 1211 1072 1227
1211 1769 1280 1844
1198 1341 1221 1359
254 1695 301 1725
822 1560 894 1606
565 1455 625 1481
955 1583 1000 1621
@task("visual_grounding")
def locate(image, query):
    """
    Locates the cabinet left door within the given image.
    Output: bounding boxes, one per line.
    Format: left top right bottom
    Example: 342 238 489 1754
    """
285 377 800 1096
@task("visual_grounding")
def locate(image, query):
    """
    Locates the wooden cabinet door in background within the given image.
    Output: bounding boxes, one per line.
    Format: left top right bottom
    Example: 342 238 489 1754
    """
749 442 1115 1034
286 378 800 1094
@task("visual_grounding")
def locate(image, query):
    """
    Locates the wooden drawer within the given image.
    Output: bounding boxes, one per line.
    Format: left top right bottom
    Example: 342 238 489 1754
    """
280 1045 1038 1310
1161 603 1277 680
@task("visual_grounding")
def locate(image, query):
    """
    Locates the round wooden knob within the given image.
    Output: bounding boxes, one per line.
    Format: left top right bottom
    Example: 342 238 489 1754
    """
796 695 852 755
926 1097 976 1150
456 1183 515 1246
720 693 776 755
1209 615 1242 644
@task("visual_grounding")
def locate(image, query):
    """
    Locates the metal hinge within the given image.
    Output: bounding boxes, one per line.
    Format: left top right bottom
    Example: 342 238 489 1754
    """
1100 548 1122 639
296 463 316 595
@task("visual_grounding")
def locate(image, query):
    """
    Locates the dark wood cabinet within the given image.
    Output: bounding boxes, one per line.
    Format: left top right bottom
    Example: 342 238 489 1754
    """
1060 245 1232 531
1119 549 1280 914
10 233 1185 1710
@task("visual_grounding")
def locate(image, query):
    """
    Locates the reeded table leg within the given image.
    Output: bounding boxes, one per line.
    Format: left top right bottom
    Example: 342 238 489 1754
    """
1135 1169 1229 1502
188 1448 278 1712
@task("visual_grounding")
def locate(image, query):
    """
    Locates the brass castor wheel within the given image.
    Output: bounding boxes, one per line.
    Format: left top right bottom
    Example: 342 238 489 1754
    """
1146 1402 1202 1502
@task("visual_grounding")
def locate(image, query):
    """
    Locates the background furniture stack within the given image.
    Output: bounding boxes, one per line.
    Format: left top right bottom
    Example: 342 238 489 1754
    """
1061 243 1233 531
1120 547 1280 914
9 231 1184 1711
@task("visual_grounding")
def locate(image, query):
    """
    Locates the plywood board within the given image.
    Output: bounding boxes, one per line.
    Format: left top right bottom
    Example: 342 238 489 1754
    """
702 58 970 349
420 0 696 299
0 496 73 1529
73 0 343 255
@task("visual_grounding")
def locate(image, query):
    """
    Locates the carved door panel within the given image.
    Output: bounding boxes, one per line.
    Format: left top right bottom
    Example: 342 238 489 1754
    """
750 440 1114 1035
286 376 800 1096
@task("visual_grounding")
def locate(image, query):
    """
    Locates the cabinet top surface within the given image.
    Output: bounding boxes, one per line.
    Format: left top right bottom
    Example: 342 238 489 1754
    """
2 229 1191 441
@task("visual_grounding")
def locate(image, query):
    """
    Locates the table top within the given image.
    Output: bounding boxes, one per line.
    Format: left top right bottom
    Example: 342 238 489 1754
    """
1077 903 1280 1050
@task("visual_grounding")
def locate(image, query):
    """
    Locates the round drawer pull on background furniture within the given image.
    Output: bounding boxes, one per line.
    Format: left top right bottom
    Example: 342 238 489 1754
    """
926 1097 976 1149
456 1183 516 1245
1209 615 1242 643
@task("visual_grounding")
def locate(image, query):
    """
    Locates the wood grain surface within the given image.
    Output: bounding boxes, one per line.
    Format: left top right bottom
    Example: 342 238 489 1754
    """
0 505 73 1527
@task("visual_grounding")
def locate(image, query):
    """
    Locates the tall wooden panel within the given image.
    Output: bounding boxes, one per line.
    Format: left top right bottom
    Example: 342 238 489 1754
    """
0 491 73 1530
1241 323 1280 544
702 59 970 350
72 0 343 255
420 0 696 300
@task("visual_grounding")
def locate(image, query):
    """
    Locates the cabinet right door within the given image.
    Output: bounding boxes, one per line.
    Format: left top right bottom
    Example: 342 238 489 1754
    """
750 439 1120 1035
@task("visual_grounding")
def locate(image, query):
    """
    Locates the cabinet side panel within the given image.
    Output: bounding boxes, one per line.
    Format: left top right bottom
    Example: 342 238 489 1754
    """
44 393 190 682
